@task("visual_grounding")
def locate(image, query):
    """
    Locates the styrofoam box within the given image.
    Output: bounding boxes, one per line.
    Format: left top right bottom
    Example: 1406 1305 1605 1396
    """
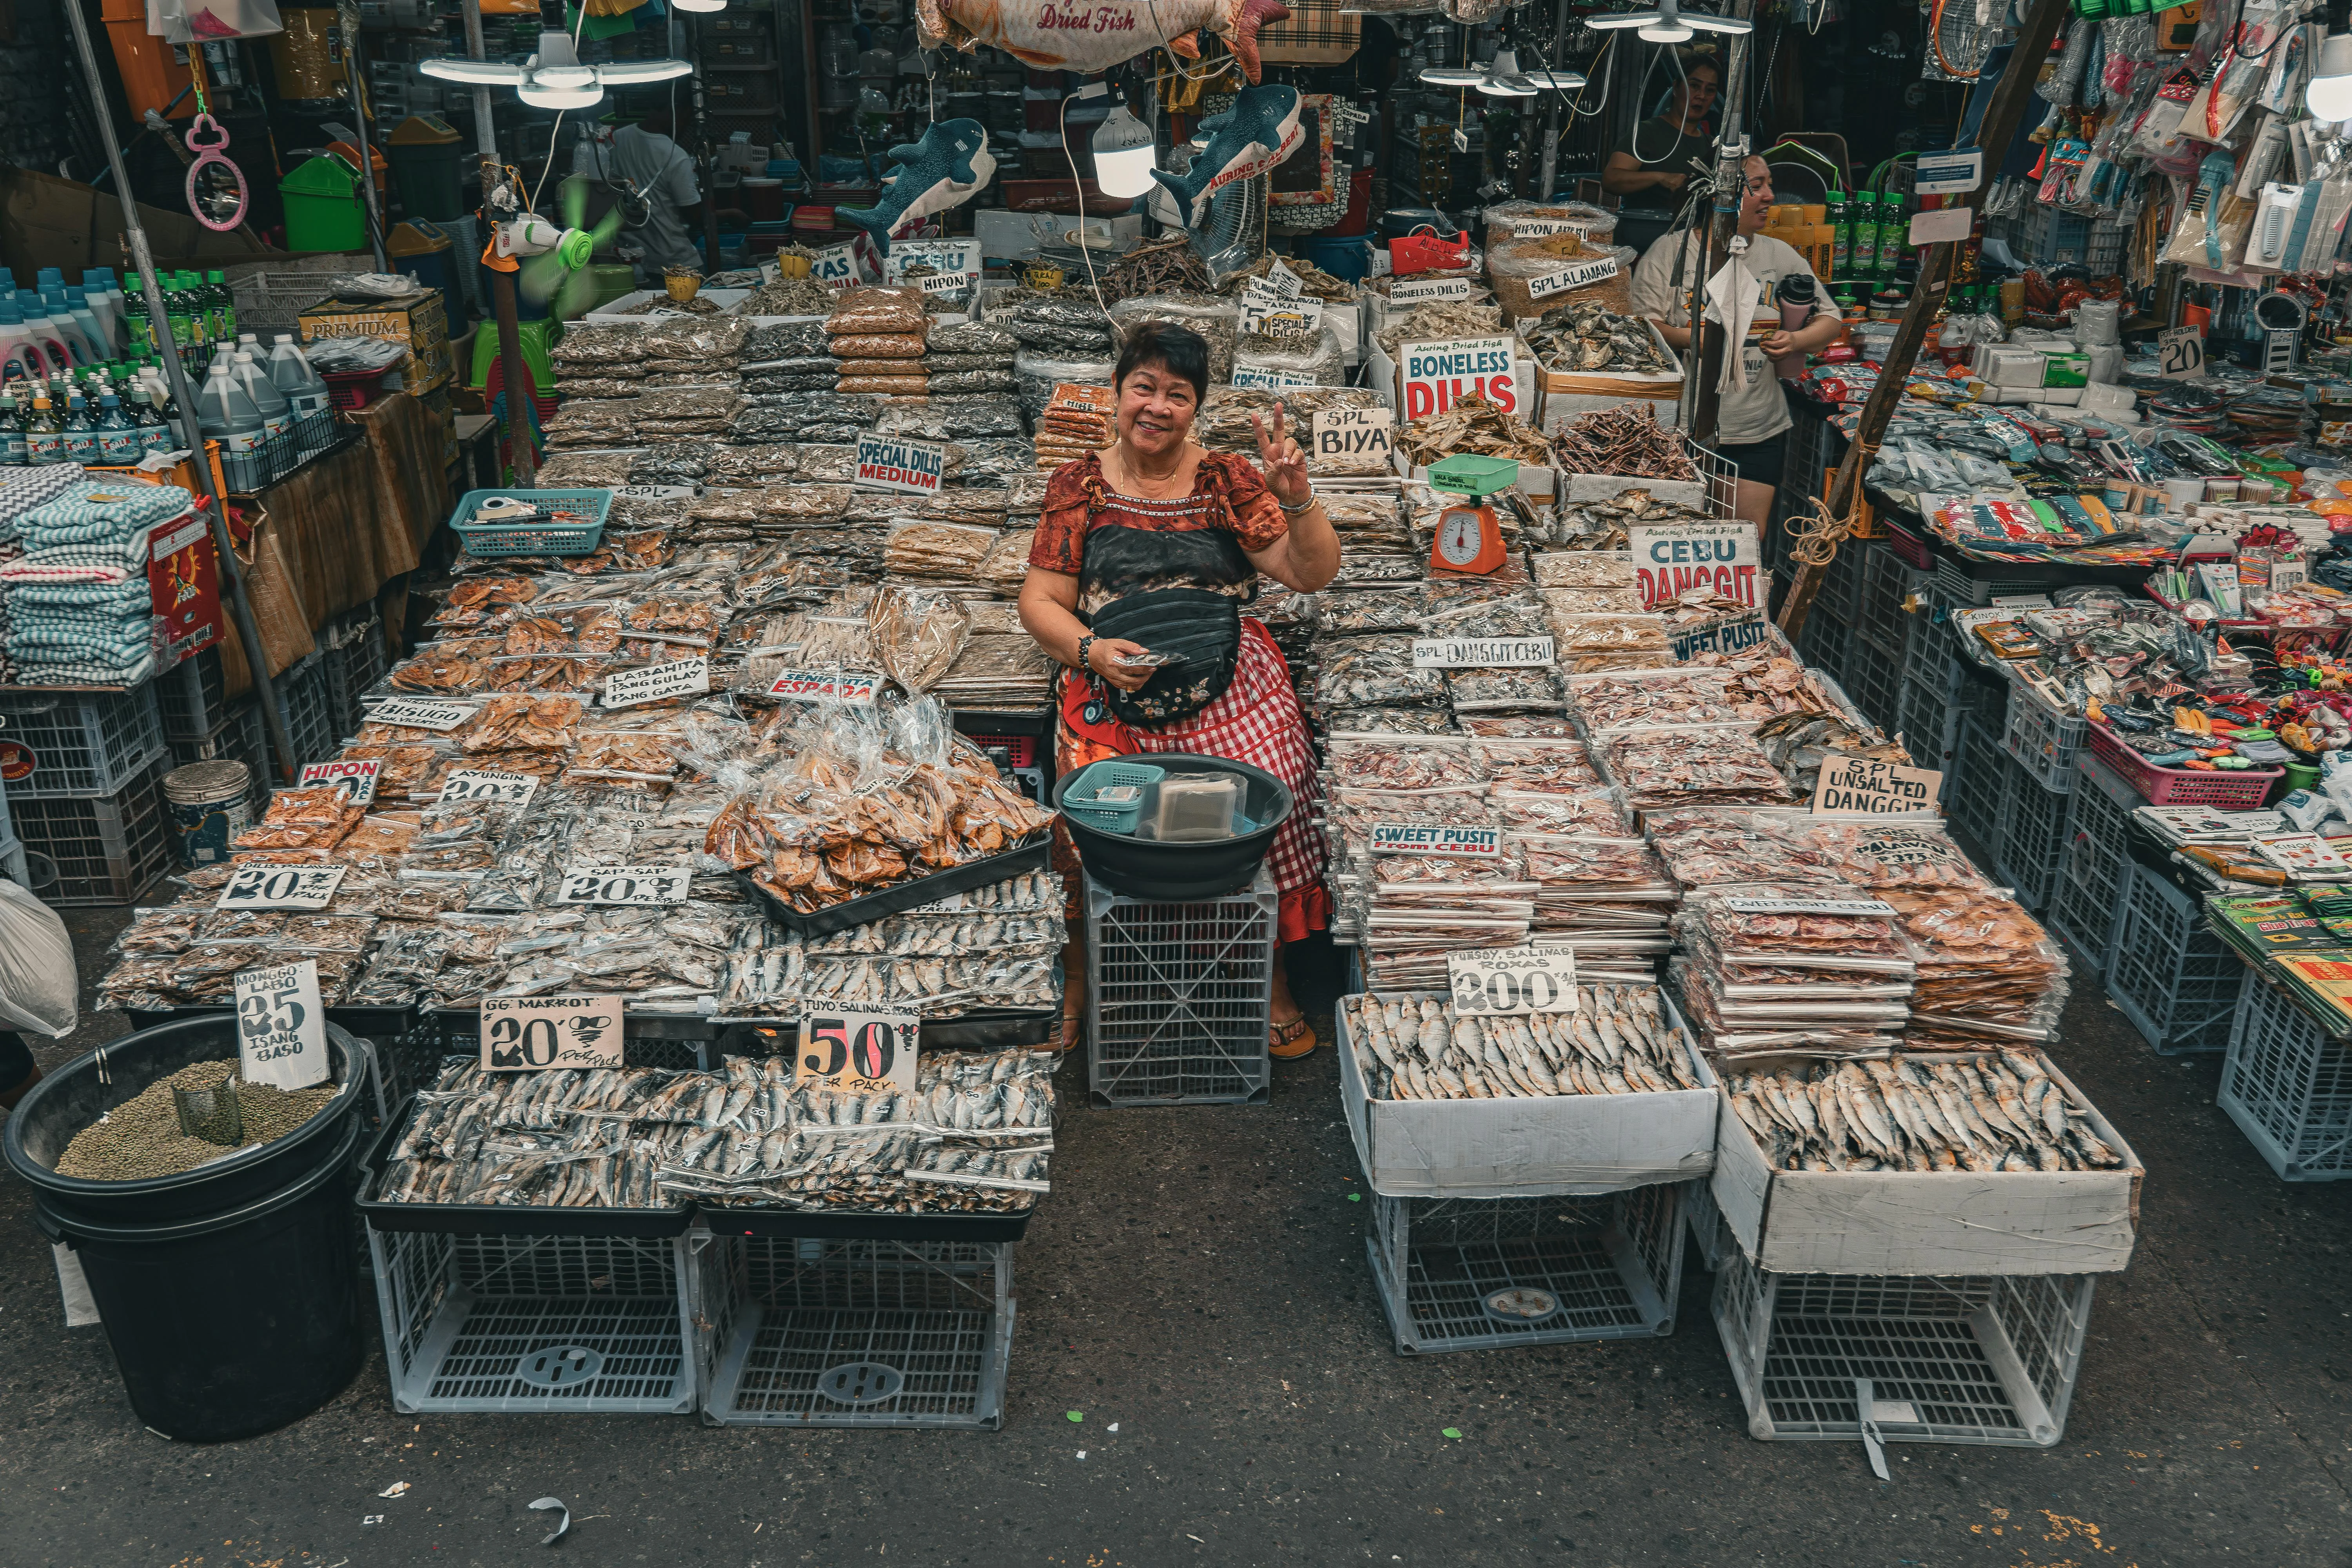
1361 340 1539 428
1708 1052 2143 1277
585 289 753 323
1395 454 1560 506
1338 988 1719 1198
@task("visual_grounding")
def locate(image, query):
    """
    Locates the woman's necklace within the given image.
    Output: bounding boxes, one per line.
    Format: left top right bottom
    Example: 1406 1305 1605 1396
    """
1112 444 1192 499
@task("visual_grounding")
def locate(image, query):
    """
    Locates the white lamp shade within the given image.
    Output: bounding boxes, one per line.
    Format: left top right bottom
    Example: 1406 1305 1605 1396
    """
601 59 696 82
1525 69 1588 89
2309 32 2352 120
1639 21 1695 41
418 58 524 83
1090 105 1159 198
671 0 727 10
1583 13 1657 28
1419 65 1486 86
519 80 605 109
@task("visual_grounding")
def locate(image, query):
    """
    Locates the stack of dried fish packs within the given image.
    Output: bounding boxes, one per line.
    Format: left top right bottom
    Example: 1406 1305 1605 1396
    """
97 909 385 1011
550 325 650 401
930 633 1055 709
1719 1052 2127 1173
1880 887 2070 1048
1755 706 1913 799
1338 986 1700 1102
1533 550 1643 614
1354 859 1535 989
1669 882 1916 1058
1515 835 1677 978
1315 490 1413 556
1396 396 1551 470
1568 668 1766 733
1521 302 1675 377
1646 808 1867 893
1595 726 1798 809
1314 634 1447 715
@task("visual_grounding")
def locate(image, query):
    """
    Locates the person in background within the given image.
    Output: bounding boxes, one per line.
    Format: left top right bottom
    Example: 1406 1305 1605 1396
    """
1627 153 1846 539
571 104 715 283
1600 53 1721 212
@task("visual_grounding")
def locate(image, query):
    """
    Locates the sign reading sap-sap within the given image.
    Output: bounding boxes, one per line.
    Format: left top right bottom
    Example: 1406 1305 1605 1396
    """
1399 336 1518 420
1811 755 1945 815
234 959 331 1090
1630 519 1764 610
853 433 946 497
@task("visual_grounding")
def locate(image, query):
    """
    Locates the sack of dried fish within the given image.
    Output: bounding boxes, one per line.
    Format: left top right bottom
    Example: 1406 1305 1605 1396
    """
1015 350 1116 421
1110 294 1239 381
1444 666 1564 713
827 287 929 336
552 325 647 368
1318 586 1425 636
742 319 834 360
1880 888 2069 1045
926 319 1020 357
1533 552 1637 588
1481 199 1617 245
1338 986 1698 1103
642 316 750 364
1315 635 1446 710
1487 234 1637 320
868 587 971 693
1232 324 1344 387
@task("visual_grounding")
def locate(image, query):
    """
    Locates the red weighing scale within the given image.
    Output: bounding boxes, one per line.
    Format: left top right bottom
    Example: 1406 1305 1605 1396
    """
1425 453 1519 576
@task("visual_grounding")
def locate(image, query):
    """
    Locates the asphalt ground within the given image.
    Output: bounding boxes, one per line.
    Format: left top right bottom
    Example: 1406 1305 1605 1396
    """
2 909 2347 1568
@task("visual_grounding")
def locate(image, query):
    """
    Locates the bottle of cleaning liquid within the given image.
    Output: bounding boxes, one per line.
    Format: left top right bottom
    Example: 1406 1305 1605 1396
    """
24 391 63 464
62 287 107 362
234 348 292 441
76 271 117 354
0 299 42 385
208 270 236 343
0 389 25 465
1850 194 1881 283
196 356 266 487
128 379 166 455
94 393 140 465
18 292 78 376
60 383 97 463
269 334 332 419
39 286 98 365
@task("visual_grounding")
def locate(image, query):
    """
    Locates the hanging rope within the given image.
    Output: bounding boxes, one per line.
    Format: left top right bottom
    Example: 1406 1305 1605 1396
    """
1785 441 1880 568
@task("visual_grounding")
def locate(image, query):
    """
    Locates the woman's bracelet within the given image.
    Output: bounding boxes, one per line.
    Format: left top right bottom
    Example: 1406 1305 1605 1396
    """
1278 486 1318 515
1076 633 1097 673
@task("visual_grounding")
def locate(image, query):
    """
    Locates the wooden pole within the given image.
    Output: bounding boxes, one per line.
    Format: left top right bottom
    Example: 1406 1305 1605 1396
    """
1688 0 1759 445
1776 0 2069 638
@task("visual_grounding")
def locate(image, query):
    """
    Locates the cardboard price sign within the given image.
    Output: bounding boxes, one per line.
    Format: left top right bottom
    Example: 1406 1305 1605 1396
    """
1368 822 1503 857
216 863 347 911
2158 325 2205 379
480 995 626 1071
234 959 331 1090
1313 407 1394 466
1399 335 1520 420
604 657 710 709
797 1005 921 1094
1388 275 1474 306
1411 636 1555 669
1240 287 1324 335
1721 896 1898 918
1811 755 1944 815
610 483 697 501
811 242 861 289
368 698 475 731
1446 944 1579 1015
767 668 878 706
438 768 539 806
1524 255 1621 302
1630 520 1764 610
298 757 379 805
853 434 947 497
553 866 694 905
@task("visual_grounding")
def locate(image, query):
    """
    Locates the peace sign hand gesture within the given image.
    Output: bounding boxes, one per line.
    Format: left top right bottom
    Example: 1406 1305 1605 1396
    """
1249 402 1313 510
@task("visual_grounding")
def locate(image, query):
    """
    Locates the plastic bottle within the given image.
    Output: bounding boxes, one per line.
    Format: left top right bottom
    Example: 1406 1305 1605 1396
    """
1828 189 1851 281
234 348 292 439
19 292 78 375
94 393 140 465
195 357 265 486
122 272 156 355
24 391 63 464
77 271 118 354
209 270 236 343
0 389 24 465
164 275 196 359
39 287 97 365
269 334 331 418
0 299 42 385
1876 191 1907 276
1850 194 1881 283
60 383 98 464
62 287 107 362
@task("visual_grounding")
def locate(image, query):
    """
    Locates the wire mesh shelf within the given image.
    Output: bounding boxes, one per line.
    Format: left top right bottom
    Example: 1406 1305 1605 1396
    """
1085 867 1277 1107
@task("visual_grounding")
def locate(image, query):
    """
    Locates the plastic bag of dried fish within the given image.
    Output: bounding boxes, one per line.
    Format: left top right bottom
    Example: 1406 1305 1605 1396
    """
1315 636 1446 710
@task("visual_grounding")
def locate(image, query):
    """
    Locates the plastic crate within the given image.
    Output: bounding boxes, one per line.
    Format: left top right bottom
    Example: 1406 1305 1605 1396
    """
449 488 613 557
1991 750 2075 913
1944 717 2005 862
1813 539 1867 625
255 652 336 771
159 646 230 742
1858 550 1926 658
696 1235 1014 1428
320 612 388 740
1084 865 1277 1107
0 685 167 798
2105 859 2242 1055
1793 609 1852 685
2043 868 2119 980
1839 628 1907 736
1895 617 1966 775
1683 1171 1737 1272
2043 755 2134 976
2218 967 2352 1181
2086 722 2282 809
1367 1183 1683 1355
11 757 173 906
1060 761 1164 833
367 1227 700 1415
1928 559 2063 608
2000 678 2090 797
1713 1249 2094 1448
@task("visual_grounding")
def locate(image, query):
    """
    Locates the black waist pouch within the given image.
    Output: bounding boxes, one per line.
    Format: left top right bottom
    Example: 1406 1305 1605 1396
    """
1085 588 1243 726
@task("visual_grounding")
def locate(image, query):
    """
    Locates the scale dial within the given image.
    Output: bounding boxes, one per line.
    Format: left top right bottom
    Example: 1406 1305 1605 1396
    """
1436 505 1489 567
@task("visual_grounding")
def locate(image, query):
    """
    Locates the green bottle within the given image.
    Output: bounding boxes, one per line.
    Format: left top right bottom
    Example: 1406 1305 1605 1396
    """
1851 194 1881 282
1829 189 1852 279
207 270 234 343
164 274 194 353
1876 191 1906 275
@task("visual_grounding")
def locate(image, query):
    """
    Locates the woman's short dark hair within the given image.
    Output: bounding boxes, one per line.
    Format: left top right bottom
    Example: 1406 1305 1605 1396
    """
1114 321 1211 401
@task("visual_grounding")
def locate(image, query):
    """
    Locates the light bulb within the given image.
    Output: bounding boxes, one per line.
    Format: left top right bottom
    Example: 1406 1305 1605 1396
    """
1479 48 1538 95
519 80 605 109
1090 104 1158 199
1525 69 1588 89
1419 65 1486 86
418 58 523 83
2309 30 2352 120
1639 21 1695 41
672 0 726 10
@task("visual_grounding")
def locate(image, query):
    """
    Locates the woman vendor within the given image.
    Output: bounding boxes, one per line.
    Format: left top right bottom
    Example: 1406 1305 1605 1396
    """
1018 323 1340 1058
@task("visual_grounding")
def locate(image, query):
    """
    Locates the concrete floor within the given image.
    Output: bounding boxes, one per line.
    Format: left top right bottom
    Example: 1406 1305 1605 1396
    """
2 904 2348 1568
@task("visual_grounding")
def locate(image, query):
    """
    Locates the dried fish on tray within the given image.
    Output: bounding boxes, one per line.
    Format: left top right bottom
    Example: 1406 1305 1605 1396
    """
1569 669 1755 730
1325 736 1490 791
1325 706 1459 735
1522 302 1674 376
1396 396 1551 468
1717 1052 2127 1173
1550 404 1700 482
1533 551 1637 588
1338 987 1700 1102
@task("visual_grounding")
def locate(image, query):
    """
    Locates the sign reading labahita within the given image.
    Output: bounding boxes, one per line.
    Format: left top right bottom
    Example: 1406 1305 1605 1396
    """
1630 519 1764 610
1399 335 1520 421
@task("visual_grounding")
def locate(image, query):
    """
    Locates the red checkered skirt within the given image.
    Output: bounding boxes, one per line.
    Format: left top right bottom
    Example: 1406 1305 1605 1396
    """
1054 618 1330 942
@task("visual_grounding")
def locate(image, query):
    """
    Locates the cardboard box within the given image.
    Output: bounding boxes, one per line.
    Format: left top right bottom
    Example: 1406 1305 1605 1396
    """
299 291 452 387
1337 989 1718 1198
1523 318 1684 436
1707 1052 2143 1276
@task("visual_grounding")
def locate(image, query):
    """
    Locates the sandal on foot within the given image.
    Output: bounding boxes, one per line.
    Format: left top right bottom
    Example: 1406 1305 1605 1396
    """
1058 1003 1084 1054
1269 1015 1317 1058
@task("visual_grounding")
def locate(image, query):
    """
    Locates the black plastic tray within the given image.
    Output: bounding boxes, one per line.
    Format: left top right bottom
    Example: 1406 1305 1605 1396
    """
735 834 1054 937
354 1096 698 1239
695 1202 1036 1243
121 1002 418 1041
713 1007 1056 1055
951 704 1053 739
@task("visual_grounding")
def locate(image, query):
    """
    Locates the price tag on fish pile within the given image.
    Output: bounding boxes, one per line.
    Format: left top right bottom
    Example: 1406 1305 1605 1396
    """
798 1005 920 1095
437 768 539 806
1811 755 1943 815
611 484 697 501
1720 897 1898 918
1314 407 1394 466
234 958 330 1089
811 241 861 289
1368 822 1503 857
767 668 878 706
552 865 693 906
480 995 626 1071
216 863 347 911
367 698 476 731
1446 945 1579 1015
298 757 379 806
604 656 710 709
1410 637 1555 668
1229 365 1322 392
853 433 946 497
1389 275 1474 306
1524 255 1621 303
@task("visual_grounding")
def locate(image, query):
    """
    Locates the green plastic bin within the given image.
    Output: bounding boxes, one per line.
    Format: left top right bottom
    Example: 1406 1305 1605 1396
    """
280 154 367 253
385 115 468 222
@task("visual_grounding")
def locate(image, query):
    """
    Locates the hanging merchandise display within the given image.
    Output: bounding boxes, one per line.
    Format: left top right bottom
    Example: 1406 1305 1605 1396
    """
1149 85 1307 230
838 121 998 255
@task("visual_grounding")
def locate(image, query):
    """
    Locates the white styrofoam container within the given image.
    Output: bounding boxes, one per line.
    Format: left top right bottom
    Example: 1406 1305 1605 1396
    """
1338 989 1719 1198
1707 1053 2143 1277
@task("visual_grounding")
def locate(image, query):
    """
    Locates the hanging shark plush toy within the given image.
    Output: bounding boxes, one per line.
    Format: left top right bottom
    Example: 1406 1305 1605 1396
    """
918 0 1292 83
1147 84 1303 230
838 119 996 255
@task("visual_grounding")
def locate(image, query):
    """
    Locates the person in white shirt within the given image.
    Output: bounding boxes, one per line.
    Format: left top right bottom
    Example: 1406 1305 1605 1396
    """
1627 153 1846 539
570 105 710 282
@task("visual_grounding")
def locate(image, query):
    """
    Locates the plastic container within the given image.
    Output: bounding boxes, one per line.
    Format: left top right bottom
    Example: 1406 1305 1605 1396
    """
385 115 468 221
1058 760 1162 834
1143 770 1243 841
447 486 613 557
2218 966 2352 1182
2086 722 2283 808
162 759 253 866
1056 753 1291 900
279 155 369 254
268 334 333 420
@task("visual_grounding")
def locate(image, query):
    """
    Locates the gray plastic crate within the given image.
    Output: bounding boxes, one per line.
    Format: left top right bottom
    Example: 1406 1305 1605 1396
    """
1085 866 1276 1107
2000 679 2090 797
321 611 388 740
368 1227 699 1415
1895 619 1965 775
11 757 172 905
697 1235 1014 1428
2105 859 2241 1055
1683 1172 1736 1272
1991 750 2075 913
1367 1182 1682 1355
2218 967 2352 1181
1713 1249 2094 1448
1793 608 1852 686
1943 717 2004 860
159 646 230 742
2045 752 2138 974
1839 624 1907 737
1813 537 1868 625
263 651 337 770
0 684 167 798
2044 867 2120 980
1857 548 1926 658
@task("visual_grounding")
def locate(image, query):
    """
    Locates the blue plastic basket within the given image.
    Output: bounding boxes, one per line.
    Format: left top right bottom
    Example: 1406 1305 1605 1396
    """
1060 762 1163 834
447 488 612 557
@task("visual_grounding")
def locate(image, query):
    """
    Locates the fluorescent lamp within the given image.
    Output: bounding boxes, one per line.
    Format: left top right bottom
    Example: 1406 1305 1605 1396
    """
599 59 695 82
671 0 727 10
1639 20 1694 40
1090 104 1158 198
1419 65 1486 86
418 58 523 83
519 81 604 108
2309 28 2352 121
1525 69 1588 89
1479 49 1539 95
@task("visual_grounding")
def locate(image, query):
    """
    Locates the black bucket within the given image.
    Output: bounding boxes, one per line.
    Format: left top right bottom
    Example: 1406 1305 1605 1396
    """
3 1015 368 1223
33 1114 367 1441
1054 751 1292 901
